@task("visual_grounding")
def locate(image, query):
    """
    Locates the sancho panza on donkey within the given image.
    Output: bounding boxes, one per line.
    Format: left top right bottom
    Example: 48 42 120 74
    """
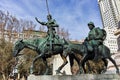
62 22 119 74
80 22 119 74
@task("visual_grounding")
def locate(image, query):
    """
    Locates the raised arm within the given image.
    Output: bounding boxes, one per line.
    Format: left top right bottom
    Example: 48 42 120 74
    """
35 17 47 25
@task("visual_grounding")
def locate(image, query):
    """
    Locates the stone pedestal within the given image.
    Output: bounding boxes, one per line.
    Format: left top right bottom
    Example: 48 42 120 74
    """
28 74 120 80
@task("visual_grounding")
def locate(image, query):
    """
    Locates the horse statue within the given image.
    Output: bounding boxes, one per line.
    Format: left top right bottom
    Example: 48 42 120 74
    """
12 37 69 75
63 42 119 74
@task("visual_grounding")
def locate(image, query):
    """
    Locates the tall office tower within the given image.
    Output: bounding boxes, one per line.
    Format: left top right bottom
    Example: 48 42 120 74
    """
98 0 120 74
98 0 120 53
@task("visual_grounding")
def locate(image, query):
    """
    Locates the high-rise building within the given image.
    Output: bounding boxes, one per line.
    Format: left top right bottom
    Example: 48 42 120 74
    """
115 29 120 51
98 0 120 74
98 0 120 53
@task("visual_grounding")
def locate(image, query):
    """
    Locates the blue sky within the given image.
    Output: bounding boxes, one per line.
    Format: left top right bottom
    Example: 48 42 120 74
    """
0 0 102 40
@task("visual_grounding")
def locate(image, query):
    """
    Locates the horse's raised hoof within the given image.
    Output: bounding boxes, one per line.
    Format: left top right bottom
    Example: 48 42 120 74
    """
55 70 61 74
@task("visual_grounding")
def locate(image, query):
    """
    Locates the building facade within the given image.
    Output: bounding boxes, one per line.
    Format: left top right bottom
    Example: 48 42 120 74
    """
115 30 120 51
103 27 118 53
98 0 120 73
0 30 47 43
98 0 120 53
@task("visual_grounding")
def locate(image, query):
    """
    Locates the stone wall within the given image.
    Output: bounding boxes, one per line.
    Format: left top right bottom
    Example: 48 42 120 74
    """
28 74 120 80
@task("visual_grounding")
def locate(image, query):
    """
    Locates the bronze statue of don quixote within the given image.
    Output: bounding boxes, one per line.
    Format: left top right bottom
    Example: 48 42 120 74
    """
12 0 119 76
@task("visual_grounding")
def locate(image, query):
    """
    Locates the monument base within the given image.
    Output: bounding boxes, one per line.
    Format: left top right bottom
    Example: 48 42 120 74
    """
28 74 120 80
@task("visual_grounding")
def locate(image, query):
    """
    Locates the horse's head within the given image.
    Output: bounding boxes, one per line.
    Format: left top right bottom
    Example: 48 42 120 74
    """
13 39 25 57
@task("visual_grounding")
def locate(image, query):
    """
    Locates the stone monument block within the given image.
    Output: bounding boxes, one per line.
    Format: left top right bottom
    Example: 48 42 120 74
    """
28 74 120 80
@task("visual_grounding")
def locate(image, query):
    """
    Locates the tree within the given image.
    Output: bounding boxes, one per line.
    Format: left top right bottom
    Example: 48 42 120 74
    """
0 10 37 79
0 38 15 80
17 48 47 77
56 27 70 40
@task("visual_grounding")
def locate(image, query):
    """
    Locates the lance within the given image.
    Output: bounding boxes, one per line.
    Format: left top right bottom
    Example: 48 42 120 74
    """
46 0 50 15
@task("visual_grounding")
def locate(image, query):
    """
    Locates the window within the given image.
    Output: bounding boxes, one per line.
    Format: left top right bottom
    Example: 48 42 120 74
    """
101 1 105 12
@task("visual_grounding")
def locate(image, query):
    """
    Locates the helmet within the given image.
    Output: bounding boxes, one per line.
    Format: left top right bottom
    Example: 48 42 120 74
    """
88 22 94 26
47 14 52 19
